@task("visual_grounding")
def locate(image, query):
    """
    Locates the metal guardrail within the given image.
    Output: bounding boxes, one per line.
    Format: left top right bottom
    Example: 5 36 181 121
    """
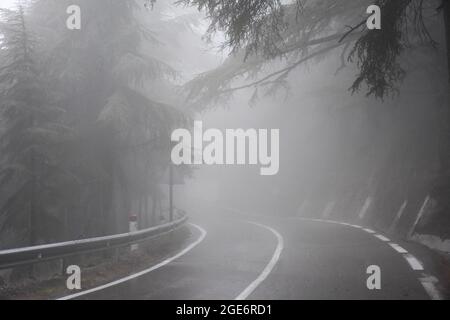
0 214 188 270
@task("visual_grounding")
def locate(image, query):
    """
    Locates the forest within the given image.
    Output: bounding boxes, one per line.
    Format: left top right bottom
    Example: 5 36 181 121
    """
0 0 449 251
0 0 199 249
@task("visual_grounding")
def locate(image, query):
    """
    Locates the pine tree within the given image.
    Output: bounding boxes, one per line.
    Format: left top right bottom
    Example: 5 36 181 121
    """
0 5 67 245
28 0 188 235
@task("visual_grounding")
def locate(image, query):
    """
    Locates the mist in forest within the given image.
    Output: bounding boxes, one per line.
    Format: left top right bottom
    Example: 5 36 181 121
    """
1 0 450 303
0 0 448 273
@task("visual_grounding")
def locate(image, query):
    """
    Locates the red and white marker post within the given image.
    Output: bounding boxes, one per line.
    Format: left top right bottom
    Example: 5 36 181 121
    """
129 214 138 251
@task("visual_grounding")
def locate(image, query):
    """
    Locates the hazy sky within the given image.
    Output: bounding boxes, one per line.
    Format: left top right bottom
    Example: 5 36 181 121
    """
0 0 16 9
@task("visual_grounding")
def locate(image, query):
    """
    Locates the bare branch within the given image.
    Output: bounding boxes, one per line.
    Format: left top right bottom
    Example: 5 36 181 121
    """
338 19 366 43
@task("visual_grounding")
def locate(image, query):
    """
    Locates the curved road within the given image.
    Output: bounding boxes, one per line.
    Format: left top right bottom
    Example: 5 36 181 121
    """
64 208 436 300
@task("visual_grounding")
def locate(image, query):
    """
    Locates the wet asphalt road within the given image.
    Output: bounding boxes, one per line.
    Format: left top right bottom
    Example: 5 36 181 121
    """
74 208 430 300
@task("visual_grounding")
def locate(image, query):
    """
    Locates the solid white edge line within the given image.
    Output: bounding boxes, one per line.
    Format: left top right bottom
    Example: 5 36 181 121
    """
235 222 284 300
57 223 207 300
403 253 424 271
363 228 376 234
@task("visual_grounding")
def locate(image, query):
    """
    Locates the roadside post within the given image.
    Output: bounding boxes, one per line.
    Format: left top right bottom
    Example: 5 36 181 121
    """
129 214 138 251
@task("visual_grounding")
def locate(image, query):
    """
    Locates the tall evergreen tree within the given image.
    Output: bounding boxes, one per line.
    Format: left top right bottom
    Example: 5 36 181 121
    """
0 4 68 245
27 0 188 236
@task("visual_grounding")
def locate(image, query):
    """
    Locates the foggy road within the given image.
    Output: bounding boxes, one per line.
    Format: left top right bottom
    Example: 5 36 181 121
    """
60 208 433 300
1 0 449 305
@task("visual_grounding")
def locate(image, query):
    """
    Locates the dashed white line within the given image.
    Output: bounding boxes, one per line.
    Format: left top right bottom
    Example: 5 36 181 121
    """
420 282 443 300
295 216 443 300
389 243 408 254
419 275 443 300
374 234 391 242
235 222 284 300
403 253 424 271
57 223 207 300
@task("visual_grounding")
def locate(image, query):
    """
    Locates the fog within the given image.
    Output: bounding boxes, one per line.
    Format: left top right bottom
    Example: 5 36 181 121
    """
182 40 446 233
0 0 449 301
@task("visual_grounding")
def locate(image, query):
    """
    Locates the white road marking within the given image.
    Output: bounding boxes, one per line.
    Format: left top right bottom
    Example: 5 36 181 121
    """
339 222 351 226
389 243 408 254
374 234 391 242
57 223 207 300
419 275 443 300
403 253 424 271
235 222 284 300
420 282 443 300
295 216 444 300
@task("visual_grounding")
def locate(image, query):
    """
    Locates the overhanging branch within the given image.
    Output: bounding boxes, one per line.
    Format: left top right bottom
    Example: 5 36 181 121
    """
220 34 360 95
